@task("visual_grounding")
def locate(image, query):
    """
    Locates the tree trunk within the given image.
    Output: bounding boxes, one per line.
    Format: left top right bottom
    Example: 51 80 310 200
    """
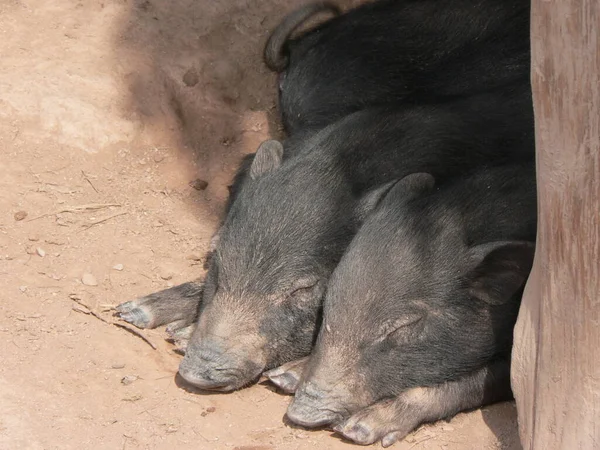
511 0 600 449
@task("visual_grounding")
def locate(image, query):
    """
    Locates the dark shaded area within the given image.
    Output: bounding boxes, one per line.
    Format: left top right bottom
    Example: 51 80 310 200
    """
480 282 531 449
482 401 523 449
113 0 317 213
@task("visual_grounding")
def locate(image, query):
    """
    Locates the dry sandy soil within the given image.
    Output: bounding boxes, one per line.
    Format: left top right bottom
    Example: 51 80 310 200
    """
0 1 523 449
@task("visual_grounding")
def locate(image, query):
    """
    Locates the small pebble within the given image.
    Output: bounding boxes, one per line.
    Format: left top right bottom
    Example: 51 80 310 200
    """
14 210 27 221
182 68 199 87
441 425 454 432
186 253 203 261
111 363 125 369
112 264 124 271
82 273 98 286
201 406 216 417
28 234 40 242
159 270 173 281
153 154 165 163
36 247 46 257
19 286 27 293
121 375 138 385
189 178 209 191
153 220 164 227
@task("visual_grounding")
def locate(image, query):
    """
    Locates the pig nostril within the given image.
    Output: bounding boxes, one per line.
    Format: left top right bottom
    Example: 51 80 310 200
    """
198 350 221 364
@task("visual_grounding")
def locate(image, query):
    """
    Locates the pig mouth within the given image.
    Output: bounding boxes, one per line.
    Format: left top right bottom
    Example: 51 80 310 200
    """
286 396 347 428
178 369 239 392
178 356 264 392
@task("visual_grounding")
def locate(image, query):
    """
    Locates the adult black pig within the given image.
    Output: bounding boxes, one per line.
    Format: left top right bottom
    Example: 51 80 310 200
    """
284 163 536 446
118 84 534 392
264 0 531 133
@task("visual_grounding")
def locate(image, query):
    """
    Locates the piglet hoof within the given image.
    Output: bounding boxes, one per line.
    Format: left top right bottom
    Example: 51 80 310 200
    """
166 322 195 338
115 281 203 330
333 399 413 446
170 340 188 356
264 357 309 394
333 419 378 446
265 370 300 394
115 300 152 329
165 323 196 355
381 431 403 448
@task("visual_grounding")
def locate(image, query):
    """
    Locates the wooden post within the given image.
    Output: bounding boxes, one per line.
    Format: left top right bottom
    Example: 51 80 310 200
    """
511 0 600 448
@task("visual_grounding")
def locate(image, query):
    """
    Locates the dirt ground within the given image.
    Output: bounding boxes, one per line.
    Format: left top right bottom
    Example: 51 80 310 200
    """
0 1 523 449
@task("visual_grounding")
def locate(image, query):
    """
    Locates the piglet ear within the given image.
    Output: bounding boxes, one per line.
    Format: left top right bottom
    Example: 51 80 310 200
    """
467 241 536 305
355 173 435 222
249 139 284 179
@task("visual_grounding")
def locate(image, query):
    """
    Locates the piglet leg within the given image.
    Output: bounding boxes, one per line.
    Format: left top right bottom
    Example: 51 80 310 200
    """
115 279 204 330
334 358 513 447
264 357 310 394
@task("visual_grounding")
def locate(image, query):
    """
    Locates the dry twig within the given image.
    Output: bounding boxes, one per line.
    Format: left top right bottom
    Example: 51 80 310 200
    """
71 297 111 324
407 435 434 450
81 170 99 193
70 296 156 350
113 323 158 350
79 211 128 231
27 203 121 222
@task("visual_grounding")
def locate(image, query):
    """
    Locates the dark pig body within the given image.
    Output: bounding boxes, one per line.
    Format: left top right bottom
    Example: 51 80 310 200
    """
117 0 534 376
265 0 531 133
286 163 537 446
119 83 536 392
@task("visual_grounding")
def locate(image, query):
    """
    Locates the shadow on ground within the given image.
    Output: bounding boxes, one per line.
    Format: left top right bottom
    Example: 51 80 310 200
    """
482 401 523 449
112 0 308 214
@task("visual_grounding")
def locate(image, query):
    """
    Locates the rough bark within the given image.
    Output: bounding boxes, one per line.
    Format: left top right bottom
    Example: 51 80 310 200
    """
511 0 600 449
